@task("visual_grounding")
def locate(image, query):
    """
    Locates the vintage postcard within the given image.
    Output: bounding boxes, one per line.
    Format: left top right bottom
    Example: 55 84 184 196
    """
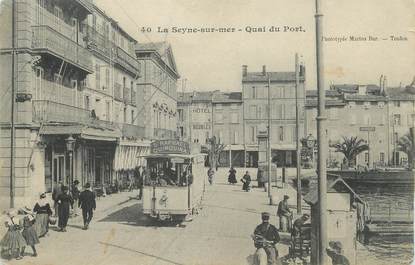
0 0 413 264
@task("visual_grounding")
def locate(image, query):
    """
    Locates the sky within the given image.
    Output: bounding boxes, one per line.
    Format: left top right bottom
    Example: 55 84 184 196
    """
95 0 415 92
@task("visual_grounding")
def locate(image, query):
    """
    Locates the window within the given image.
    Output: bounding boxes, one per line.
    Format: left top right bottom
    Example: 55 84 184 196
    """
393 101 401 107
84 96 90 110
232 131 239 144
380 152 385 164
393 114 401 125
131 110 134 124
123 107 127 123
95 65 100 90
258 106 262 119
251 86 257 99
279 126 284 141
178 109 184 122
105 69 109 90
408 114 415 126
230 113 238 124
364 152 369 163
250 126 257 143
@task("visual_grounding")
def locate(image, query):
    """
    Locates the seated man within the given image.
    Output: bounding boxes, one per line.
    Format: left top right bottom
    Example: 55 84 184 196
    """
292 213 310 237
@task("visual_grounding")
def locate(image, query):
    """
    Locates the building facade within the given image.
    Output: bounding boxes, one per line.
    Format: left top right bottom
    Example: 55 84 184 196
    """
242 65 306 167
0 0 149 211
305 83 415 168
135 42 179 140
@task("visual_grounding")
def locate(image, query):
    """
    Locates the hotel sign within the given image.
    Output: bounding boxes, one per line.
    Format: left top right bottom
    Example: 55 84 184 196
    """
151 140 190 154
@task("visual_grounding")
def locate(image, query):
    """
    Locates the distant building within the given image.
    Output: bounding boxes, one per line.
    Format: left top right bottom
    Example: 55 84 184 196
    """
135 42 179 140
305 82 415 167
242 65 306 167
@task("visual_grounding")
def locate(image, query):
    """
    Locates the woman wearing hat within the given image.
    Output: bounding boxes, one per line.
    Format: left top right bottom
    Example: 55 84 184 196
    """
0 209 26 260
33 192 52 237
56 186 73 232
20 208 39 257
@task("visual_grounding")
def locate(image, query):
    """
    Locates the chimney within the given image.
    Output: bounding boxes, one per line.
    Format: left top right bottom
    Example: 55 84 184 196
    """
262 65 266 75
242 65 248 77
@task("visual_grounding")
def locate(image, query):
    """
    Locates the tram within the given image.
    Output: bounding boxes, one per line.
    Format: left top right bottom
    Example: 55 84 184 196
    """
141 140 206 221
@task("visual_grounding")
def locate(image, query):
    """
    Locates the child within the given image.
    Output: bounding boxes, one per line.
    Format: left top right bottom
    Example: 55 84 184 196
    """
20 207 39 257
0 209 26 260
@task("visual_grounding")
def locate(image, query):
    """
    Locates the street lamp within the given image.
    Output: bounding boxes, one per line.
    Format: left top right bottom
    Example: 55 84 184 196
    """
66 135 76 189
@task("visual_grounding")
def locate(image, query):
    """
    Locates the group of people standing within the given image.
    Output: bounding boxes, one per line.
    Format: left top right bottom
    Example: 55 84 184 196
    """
0 181 96 260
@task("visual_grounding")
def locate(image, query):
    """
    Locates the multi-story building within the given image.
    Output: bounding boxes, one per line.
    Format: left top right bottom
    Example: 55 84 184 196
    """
305 83 415 167
242 65 306 167
0 0 148 211
135 42 179 140
177 91 214 144
212 92 244 167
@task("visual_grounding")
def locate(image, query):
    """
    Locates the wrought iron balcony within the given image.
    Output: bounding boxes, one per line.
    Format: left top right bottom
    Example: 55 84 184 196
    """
117 123 145 139
32 100 91 124
32 26 93 73
114 47 140 77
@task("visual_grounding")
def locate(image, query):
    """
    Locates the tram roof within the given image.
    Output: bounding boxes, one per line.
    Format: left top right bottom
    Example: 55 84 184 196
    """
138 153 206 159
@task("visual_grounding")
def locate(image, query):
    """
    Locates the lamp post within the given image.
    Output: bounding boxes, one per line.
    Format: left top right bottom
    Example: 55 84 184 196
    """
66 135 76 189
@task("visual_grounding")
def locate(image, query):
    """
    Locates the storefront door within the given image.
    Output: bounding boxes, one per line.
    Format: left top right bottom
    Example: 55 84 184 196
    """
52 154 66 189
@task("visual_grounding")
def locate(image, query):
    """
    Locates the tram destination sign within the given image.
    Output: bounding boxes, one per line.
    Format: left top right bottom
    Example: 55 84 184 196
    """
151 140 190 154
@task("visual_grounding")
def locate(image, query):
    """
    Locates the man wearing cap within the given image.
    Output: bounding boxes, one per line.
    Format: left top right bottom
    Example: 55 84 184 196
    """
292 213 310 237
326 241 350 265
79 183 96 230
277 195 292 232
254 212 280 265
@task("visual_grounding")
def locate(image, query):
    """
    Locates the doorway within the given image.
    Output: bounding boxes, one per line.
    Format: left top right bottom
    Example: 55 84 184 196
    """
53 154 66 189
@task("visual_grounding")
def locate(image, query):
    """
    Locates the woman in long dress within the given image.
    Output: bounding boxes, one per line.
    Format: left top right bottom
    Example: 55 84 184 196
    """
20 209 39 257
33 193 52 237
0 209 26 260
57 186 73 232
228 167 237 184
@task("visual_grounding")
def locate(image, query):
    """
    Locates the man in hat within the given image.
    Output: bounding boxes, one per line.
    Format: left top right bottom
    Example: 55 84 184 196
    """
71 180 80 217
253 212 280 265
52 181 63 217
78 183 96 230
326 241 350 265
292 213 310 237
277 195 292 232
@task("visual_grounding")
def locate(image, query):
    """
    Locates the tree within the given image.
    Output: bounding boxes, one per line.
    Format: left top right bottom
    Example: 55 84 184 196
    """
397 132 414 169
207 136 225 170
330 136 369 168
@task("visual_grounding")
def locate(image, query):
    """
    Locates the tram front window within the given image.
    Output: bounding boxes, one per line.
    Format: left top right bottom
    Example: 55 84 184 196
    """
144 158 192 187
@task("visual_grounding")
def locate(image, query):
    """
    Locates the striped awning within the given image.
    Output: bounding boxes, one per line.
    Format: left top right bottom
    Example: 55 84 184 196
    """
113 144 150 171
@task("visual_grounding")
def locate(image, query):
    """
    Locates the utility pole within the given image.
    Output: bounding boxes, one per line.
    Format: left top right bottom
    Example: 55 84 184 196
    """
295 53 302 214
10 0 16 208
267 73 272 204
315 0 328 264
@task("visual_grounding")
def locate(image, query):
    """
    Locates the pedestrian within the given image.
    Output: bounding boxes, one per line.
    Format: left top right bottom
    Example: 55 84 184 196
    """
0 209 26 260
136 167 144 200
241 171 251 191
207 167 215 185
71 180 81 217
326 241 350 265
228 166 237 184
20 208 39 257
79 182 96 230
277 195 292 232
52 181 63 217
257 168 265 189
292 213 310 237
128 172 135 191
253 212 280 265
33 192 52 237
57 186 73 232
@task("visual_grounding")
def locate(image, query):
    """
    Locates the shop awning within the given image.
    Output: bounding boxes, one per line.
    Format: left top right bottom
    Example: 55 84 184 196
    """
39 124 121 142
113 144 150 171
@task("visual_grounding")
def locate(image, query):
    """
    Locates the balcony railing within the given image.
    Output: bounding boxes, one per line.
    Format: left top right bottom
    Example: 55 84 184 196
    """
115 47 140 76
35 4 76 41
114 83 122 101
32 26 93 72
84 24 111 58
117 123 145 139
33 100 91 124
154 128 177 140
